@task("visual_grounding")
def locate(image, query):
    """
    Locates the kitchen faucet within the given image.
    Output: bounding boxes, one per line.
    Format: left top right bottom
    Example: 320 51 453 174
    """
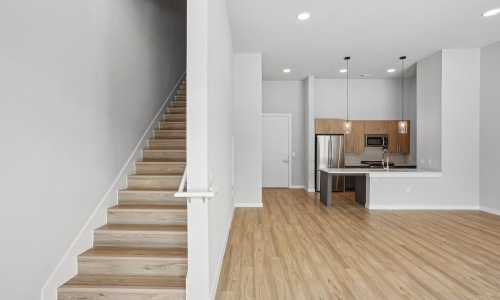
382 149 389 171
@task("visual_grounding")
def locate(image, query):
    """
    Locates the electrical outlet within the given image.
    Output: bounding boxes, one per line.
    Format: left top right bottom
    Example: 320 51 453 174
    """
374 177 378 182
428 159 432 165
419 158 425 164
406 186 411 193
292 152 296 157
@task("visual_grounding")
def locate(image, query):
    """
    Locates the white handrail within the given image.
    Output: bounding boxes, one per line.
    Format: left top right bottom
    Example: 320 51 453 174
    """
176 168 187 193
174 167 217 200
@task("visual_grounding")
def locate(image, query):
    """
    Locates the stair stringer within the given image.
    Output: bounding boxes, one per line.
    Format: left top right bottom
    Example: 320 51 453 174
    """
41 71 186 300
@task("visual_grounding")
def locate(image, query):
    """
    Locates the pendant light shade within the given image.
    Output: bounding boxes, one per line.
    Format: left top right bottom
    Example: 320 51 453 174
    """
343 56 352 134
398 56 408 134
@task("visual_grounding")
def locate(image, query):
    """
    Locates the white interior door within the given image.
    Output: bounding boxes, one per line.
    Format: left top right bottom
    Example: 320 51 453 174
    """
262 114 290 187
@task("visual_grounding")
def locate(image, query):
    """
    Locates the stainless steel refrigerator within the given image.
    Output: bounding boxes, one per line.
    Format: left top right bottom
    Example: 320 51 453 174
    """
316 135 345 192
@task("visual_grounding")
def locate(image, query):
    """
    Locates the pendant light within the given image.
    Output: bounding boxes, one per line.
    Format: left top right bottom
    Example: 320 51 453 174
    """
343 56 352 135
398 56 408 134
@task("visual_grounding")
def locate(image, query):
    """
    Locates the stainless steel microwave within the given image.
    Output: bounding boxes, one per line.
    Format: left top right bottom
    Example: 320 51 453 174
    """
365 134 389 147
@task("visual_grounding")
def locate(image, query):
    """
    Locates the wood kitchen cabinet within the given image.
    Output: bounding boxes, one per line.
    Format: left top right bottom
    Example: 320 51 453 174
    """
364 120 391 134
315 119 344 134
387 120 410 153
345 120 365 153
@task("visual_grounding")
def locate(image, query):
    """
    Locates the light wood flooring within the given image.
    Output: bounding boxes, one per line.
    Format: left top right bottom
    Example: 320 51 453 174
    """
216 188 500 299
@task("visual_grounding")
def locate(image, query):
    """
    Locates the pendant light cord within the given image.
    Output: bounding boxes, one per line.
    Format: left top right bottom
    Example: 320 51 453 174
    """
400 56 405 121
347 59 349 121
345 57 350 121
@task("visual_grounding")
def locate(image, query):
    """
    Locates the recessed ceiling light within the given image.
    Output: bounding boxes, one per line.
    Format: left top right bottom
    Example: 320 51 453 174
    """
339 69 347 73
297 12 310 21
283 68 291 73
482 8 500 17
387 69 396 73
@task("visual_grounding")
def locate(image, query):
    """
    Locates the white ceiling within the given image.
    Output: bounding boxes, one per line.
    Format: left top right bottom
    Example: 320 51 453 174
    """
226 0 500 80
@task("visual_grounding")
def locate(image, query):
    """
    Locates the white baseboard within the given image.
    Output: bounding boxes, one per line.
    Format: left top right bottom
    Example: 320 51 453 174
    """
235 202 263 208
367 205 480 210
41 72 186 300
307 188 316 193
290 185 305 189
210 204 235 300
480 206 500 216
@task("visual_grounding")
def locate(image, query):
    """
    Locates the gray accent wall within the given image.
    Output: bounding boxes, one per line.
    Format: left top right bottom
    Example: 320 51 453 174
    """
0 1 186 298
480 40 500 213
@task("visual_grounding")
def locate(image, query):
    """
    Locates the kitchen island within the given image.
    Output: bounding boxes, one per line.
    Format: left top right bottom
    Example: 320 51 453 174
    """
320 168 442 208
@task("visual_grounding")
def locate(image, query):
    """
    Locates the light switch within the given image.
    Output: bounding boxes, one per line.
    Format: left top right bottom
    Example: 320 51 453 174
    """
428 159 432 165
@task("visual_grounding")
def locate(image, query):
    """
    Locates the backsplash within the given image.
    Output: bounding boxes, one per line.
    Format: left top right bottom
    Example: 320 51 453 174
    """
345 147 406 164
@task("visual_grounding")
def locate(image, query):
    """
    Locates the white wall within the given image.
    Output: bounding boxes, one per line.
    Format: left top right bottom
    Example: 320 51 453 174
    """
262 81 304 187
480 40 500 214
207 0 235 296
0 0 186 299
315 79 414 121
370 49 480 209
186 0 235 298
416 52 442 171
304 77 316 191
233 54 263 206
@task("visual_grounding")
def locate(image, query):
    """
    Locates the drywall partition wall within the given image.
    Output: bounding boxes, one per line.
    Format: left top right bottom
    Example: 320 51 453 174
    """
233 53 263 207
368 49 480 210
441 49 480 204
408 78 417 165
305 76 316 191
206 0 235 297
315 79 415 120
416 51 442 171
263 81 305 188
0 0 186 299
480 40 500 214
186 0 210 298
187 0 235 298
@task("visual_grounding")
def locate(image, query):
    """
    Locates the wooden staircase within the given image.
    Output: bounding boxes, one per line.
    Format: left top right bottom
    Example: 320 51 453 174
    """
58 82 188 300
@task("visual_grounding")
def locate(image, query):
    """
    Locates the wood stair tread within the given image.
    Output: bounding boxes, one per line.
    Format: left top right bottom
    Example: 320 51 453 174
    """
136 161 186 165
120 188 177 193
128 175 182 179
154 129 186 132
80 246 187 260
60 274 185 290
97 224 187 232
109 204 187 211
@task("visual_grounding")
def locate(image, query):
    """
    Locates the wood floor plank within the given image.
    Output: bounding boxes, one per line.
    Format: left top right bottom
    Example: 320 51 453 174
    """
215 188 500 299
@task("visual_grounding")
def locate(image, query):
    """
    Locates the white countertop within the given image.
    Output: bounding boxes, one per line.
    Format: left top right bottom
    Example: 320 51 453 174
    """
320 168 442 178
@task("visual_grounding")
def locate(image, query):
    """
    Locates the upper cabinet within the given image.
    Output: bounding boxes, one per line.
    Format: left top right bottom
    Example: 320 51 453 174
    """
316 119 410 154
315 119 344 134
386 120 411 153
345 120 365 153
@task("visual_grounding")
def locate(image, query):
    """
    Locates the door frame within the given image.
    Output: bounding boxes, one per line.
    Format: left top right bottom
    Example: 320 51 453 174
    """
262 113 292 188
